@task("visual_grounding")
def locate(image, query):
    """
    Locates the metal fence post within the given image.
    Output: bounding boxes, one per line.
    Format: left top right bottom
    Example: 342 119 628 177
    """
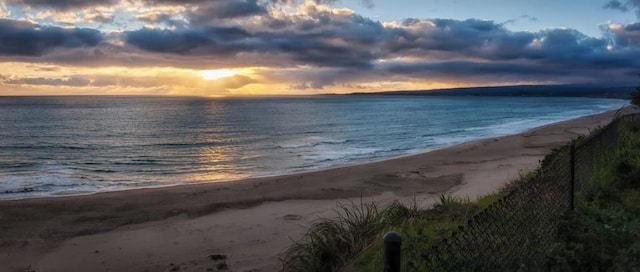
383 231 402 272
570 143 576 211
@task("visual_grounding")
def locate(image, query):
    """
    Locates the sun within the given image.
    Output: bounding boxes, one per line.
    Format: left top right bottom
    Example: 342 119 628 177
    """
198 69 238 80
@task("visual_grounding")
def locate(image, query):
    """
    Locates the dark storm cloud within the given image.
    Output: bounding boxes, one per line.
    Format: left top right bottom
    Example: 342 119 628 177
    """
531 29 607 61
135 0 268 27
371 18 639 84
124 26 376 68
377 21 640 84
124 10 382 68
122 11 640 81
390 18 526 55
187 0 267 23
0 19 104 56
271 34 376 68
381 18 543 61
124 26 253 54
381 19 622 68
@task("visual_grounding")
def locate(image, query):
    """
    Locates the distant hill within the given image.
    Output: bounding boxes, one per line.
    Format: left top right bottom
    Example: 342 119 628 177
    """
349 85 635 99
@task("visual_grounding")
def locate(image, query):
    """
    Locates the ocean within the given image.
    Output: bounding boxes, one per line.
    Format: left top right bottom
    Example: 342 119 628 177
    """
0 95 628 199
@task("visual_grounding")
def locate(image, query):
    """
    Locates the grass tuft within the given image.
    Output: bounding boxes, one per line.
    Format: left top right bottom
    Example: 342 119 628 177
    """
280 200 386 272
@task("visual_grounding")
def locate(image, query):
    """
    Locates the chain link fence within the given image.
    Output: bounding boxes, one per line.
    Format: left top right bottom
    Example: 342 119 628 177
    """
390 112 640 272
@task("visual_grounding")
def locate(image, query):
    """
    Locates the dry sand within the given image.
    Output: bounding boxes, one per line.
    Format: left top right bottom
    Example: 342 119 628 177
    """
0 106 634 272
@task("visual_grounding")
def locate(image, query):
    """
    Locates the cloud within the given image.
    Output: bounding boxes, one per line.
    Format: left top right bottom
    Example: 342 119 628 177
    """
5 0 269 29
187 0 267 24
135 12 186 28
501 15 538 25
0 68 257 95
605 22 640 47
272 0 374 8
5 0 119 11
1 0 640 94
28 8 116 25
4 76 91 87
34 66 62 72
124 26 253 54
266 67 362 89
360 0 374 9
124 9 382 68
605 0 640 16
0 19 104 56
86 11 114 23
0 2 9 17
130 0 269 27
58 10 640 86
605 0 628 11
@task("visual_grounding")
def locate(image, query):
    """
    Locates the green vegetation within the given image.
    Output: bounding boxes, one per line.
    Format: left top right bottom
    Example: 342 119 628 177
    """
279 193 507 271
348 194 494 272
280 142 570 271
545 126 640 271
280 200 389 271
279 120 640 272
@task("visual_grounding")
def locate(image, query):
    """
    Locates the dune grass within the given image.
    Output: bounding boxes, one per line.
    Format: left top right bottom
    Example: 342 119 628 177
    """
279 121 640 271
279 191 505 272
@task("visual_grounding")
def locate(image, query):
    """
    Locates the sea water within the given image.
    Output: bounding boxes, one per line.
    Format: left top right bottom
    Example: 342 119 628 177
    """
0 95 628 199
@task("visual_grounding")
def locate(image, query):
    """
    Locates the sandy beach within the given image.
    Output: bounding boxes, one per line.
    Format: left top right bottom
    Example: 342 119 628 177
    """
0 106 634 272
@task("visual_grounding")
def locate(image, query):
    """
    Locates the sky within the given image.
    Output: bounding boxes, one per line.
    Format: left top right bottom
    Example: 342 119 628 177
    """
0 0 639 96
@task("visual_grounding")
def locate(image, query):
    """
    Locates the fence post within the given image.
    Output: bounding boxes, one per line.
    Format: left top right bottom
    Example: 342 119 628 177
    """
383 231 402 272
570 143 576 211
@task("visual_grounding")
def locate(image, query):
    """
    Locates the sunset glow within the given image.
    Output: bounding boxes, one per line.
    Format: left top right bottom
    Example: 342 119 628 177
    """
198 69 239 81
0 0 638 96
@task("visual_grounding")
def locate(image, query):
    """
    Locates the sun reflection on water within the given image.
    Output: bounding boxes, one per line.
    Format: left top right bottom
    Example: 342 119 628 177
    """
186 144 255 182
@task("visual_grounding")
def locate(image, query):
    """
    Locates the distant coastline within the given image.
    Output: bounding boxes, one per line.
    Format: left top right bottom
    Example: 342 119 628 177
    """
343 84 635 99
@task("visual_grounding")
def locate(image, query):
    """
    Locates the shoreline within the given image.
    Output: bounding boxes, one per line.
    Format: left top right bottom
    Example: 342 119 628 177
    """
1 106 637 272
1 105 627 202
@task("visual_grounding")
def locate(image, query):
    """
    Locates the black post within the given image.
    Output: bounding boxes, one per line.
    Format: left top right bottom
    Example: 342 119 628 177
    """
383 231 402 272
570 143 576 211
